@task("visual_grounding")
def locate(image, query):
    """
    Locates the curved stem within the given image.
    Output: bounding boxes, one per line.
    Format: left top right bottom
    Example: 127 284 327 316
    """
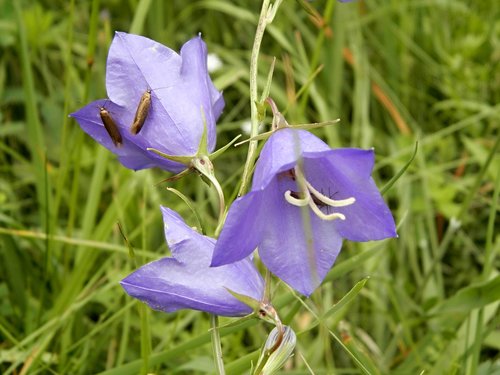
210 314 226 375
238 0 271 196
204 172 225 225
205 173 226 237
190 157 225 236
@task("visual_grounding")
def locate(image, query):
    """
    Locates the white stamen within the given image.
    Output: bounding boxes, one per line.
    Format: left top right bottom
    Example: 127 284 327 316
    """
284 166 355 221
305 180 356 207
309 199 346 221
284 190 310 206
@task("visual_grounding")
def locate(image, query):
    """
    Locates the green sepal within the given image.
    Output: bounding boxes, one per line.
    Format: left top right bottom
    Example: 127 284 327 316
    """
154 168 193 185
288 118 340 130
209 134 242 160
235 119 341 147
196 106 209 156
225 287 261 311
235 130 275 147
146 147 193 165
165 187 205 235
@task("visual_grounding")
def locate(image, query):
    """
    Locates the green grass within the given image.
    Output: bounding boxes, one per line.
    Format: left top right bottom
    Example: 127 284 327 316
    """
1 0 499 374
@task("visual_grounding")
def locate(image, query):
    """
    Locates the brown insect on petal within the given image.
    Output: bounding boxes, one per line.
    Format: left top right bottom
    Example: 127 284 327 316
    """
99 105 122 147
130 89 152 135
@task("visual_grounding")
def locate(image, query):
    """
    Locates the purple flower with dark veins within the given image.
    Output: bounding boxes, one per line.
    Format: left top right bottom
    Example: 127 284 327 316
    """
70 32 224 173
121 206 264 316
211 128 397 296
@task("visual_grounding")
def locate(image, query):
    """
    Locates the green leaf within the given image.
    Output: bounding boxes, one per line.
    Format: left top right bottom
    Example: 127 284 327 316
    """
381 141 418 195
431 275 500 315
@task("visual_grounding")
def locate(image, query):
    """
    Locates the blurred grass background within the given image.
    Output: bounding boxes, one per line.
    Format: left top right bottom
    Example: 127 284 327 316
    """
1 0 499 374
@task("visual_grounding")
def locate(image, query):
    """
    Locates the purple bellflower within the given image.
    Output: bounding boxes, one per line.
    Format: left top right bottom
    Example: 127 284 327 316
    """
70 32 224 173
211 128 397 296
121 206 264 317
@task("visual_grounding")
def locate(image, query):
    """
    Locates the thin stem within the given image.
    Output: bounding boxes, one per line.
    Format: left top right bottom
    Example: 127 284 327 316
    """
190 157 226 236
210 314 226 375
238 0 271 196
204 172 226 237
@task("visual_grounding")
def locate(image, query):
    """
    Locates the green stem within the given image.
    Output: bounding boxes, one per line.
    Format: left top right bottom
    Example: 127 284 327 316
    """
238 0 271 196
210 314 226 375
204 172 226 237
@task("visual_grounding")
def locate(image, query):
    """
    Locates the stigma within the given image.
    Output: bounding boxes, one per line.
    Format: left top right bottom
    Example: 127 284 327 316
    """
283 167 355 221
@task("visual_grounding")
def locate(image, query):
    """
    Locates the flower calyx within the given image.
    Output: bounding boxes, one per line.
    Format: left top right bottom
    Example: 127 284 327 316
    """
235 97 340 147
150 107 241 182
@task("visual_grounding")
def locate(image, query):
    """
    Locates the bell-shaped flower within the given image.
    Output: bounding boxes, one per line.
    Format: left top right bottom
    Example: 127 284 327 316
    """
211 128 397 296
121 206 264 316
70 32 224 173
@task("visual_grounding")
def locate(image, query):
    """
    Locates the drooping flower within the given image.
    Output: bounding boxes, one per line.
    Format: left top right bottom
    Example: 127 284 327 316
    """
70 32 224 173
121 206 264 317
211 128 397 296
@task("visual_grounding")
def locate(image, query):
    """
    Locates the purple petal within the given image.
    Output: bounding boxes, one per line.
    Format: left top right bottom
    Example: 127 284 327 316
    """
121 207 264 316
105 32 224 157
258 178 343 296
252 129 331 190
106 32 180 107
179 36 224 152
70 99 185 172
304 149 397 241
105 32 193 156
211 190 266 266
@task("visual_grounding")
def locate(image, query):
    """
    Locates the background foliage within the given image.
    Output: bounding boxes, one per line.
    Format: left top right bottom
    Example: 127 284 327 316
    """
0 0 499 374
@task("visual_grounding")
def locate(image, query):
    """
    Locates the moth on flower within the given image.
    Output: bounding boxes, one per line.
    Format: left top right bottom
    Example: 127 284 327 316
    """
211 128 397 296
121 207 265 317
70 32 224 173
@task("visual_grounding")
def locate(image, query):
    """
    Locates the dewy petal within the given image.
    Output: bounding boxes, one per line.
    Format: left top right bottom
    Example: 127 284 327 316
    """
70 99 186 172
120 207 264 317
258 178 343 296
211 190 266 266
304 149 397 241
252 128 331 190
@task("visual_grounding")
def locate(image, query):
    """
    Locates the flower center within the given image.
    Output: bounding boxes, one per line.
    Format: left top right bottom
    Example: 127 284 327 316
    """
283 167 355 221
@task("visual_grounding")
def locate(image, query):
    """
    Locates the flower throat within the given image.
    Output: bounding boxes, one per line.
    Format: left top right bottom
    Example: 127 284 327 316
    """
283 167 355 221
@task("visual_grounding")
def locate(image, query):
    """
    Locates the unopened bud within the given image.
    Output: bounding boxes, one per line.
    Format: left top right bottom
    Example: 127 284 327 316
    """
255 325 296 375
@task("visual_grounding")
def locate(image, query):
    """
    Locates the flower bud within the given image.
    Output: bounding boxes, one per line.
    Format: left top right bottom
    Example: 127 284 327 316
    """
255 325 296 375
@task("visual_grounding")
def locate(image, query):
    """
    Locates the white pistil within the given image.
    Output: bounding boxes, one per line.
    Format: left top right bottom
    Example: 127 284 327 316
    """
283 167 355 221
309 200 346 221
284 190 310 206
305 180 356 207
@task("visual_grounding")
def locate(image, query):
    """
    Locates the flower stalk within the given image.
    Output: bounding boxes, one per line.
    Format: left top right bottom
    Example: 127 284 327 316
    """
210 314 226 375
190 156 226 235
239 0 282 196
